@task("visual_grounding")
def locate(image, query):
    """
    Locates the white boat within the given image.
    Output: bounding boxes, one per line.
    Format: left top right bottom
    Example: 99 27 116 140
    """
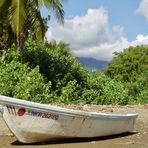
0 95 138 143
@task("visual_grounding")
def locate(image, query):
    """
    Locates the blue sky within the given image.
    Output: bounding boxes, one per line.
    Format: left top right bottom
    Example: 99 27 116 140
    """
45 0 148 61
63 0 148 40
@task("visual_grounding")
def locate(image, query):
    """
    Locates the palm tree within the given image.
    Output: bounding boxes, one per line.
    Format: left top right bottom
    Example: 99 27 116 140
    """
0 0 64 50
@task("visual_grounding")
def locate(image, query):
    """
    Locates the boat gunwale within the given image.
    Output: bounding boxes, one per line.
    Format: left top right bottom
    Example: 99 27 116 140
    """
0 95 138 120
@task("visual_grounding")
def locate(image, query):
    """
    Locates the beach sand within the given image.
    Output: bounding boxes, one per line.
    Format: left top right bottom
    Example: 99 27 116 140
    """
0 105 148 148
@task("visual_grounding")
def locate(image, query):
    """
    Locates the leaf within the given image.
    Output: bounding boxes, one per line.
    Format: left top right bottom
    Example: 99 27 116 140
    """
33 11 46 40
40 0 64 23
0 0 6 7
9 0 26 36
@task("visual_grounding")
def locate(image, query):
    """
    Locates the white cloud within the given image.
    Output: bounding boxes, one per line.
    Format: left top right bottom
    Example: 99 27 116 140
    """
46 7 148 61
47 8 110 46
131 34 148 45
136 0 148 20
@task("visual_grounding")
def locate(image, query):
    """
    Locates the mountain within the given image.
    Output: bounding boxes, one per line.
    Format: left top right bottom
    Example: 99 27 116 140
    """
78 57 108 71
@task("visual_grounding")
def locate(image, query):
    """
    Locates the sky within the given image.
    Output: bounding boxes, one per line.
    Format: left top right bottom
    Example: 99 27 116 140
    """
45 0 148 61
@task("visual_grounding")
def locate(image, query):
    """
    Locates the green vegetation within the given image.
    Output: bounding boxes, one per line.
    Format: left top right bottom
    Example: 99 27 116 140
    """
105 46 148 104
0 1 147 105
0 0 64 50
0 38 130 105
0 61 52 103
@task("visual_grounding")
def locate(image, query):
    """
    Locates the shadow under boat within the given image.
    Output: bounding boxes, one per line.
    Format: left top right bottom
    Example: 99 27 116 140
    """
11 131 138 146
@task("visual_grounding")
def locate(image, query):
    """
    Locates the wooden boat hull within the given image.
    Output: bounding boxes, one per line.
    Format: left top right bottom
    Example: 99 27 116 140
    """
0 95 138 143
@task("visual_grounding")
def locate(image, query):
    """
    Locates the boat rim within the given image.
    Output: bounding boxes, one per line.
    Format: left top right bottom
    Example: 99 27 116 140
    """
0 95 138 119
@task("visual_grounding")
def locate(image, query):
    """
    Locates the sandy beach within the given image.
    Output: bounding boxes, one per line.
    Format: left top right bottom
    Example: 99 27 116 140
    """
0 104 148 148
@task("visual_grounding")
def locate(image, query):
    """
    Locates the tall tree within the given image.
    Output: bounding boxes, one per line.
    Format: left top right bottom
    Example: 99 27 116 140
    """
0 0 64 50
104 45 148 82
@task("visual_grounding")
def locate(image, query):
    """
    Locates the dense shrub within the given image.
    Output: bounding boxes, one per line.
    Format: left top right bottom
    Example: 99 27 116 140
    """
81 71 128 105
0 61 52 103
0 39 89 104
22 39 88 90
104 45 148 104
105 45 148 82
1 39 146 105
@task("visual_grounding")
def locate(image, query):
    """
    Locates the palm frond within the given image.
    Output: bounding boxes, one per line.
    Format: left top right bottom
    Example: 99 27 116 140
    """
33 11 47 40
39 0 64 24
9 0 26 36
0 0 6 7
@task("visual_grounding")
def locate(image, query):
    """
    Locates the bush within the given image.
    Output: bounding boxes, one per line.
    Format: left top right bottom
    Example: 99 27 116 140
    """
1 39 142 105
81 71 129 105
104 45 148 104
23 39 88 89
0 61 52 103
105 46 148 82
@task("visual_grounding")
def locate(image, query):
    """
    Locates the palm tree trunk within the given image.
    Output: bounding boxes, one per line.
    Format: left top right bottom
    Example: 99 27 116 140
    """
17 32 25 51
7 26 16 48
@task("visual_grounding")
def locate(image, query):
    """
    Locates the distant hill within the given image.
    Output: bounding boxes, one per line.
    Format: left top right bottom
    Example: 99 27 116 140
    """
78 57 108 71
